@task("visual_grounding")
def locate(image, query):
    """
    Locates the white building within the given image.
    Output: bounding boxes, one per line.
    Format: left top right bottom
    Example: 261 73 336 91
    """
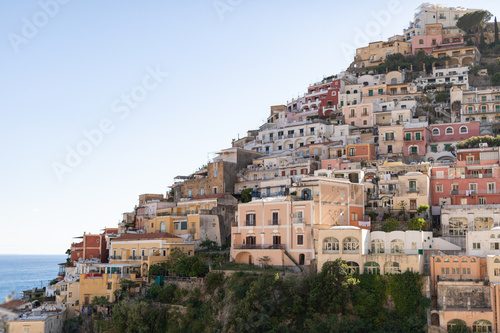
415 66 469 90
244 119 334 155
467 227 500 257
404 4 480 41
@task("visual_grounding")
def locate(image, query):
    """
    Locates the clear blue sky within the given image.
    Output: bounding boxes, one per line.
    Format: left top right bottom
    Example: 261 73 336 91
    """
0 1 498 254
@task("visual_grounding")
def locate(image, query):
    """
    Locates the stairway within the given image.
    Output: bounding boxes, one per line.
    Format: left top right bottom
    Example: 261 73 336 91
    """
283 249 303 272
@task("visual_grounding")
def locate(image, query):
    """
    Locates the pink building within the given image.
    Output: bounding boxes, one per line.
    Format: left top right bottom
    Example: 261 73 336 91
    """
429 122 480 143
411 23 463 55
430 146 500 212
403 122 429 161
428 122 480 162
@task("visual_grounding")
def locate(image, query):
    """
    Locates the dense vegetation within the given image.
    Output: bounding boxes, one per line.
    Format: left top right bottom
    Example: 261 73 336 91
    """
456 135 500 149
88 259 429 333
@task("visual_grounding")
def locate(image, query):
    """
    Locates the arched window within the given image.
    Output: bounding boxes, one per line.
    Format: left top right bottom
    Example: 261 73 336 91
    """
345 261 360 274
301 188 312 200
461 258 468 263
494 258 500 264
432 128 440 136
446 127 454 135
364 262 380 274
447 319 467 332
385 261 401 274
459 126 468 134
371 239 385 254
435 257 441 262
472 320 492 333
346 90 351 94
323 237 340 253
353 89 358 94
390 239 404 254
343 237 359 253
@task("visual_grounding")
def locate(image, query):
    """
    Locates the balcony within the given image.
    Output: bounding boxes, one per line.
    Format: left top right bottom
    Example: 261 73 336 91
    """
128 256 142 260
109 255 122 260
233 244 285 250
407 188 419 193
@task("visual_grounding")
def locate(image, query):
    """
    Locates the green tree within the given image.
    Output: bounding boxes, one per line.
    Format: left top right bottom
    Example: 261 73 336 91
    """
457 10 493 47
408 217 427 231
492 72 500 86
382 217 400 232
111 300 168 333
309 259 359 315
240 188 253 203
416 205 429 215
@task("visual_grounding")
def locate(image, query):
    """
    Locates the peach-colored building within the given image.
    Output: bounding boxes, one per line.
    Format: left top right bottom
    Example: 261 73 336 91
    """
231 177 365 268
429 254 496 332
342 103 374 128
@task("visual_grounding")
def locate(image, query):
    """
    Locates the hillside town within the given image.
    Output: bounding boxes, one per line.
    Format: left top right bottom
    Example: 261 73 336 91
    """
2 3 500 333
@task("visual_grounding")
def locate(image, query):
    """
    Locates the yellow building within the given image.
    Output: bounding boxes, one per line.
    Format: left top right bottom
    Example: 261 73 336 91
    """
431 45 480 67
144 215 200 239
7 307 65 333
354 36 412 69
78 267 141 308
109 232 195 273
54 280 80 315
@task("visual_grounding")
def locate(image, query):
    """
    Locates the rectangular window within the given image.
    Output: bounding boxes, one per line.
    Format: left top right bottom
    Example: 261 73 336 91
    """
245 213 256 226
378 88 384 95
349 148 355 156
436 184 443 192
415 132 421 140
272 212 279 225
488 183 496 194
368 89 373 96
405 132 411 141
491 242 500 250
409 180 417 191
479 197 486 204
431 145 438 153
473 242 481 249
297 235 304 245
385 132 394 141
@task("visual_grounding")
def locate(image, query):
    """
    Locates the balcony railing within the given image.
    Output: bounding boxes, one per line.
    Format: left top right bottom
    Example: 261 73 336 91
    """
407 188 419 193
451 189 499 195
233 244 285 250
109 255 122 260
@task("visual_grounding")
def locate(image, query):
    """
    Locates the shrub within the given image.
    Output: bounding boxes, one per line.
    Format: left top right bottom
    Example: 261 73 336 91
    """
382 218 400 232
408 218 427 231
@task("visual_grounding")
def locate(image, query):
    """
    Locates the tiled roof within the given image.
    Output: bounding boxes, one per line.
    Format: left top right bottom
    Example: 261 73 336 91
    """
111 232 180 242
0 299 29 310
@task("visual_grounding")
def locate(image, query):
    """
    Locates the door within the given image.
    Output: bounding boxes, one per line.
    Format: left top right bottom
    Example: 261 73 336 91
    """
299 254 305 265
